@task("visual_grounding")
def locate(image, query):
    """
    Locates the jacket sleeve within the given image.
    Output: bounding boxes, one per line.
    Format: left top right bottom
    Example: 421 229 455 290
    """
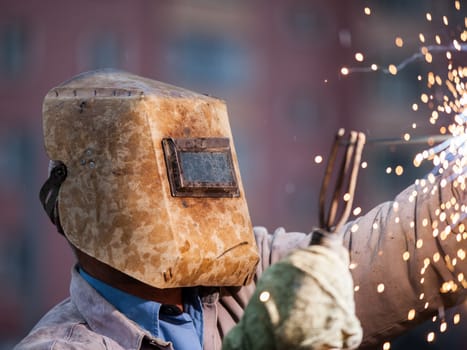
341 158 466 348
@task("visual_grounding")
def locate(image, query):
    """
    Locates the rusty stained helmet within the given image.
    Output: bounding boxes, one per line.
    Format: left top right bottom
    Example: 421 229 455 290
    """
41 69 259 288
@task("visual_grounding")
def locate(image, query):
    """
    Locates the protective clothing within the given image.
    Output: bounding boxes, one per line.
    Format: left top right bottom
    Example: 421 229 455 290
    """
14 228 313 350
41 69 259 288
222 231 363 350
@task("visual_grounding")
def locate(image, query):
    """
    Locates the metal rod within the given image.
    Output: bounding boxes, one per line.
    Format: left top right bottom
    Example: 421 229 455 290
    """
318 129 366 233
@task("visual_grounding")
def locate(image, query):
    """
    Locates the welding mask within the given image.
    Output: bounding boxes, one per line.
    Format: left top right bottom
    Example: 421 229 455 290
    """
40 69 259 288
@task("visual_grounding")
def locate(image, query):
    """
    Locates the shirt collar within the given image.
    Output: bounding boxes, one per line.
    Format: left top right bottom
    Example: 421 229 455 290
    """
79 268 164 338
78 266 204 347
70 265 168 350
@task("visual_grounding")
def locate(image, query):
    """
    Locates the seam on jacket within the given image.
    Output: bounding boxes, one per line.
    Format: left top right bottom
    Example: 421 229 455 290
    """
50 322 77 350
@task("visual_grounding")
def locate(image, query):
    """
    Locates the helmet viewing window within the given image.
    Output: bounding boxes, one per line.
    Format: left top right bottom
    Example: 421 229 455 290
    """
162 137 240 198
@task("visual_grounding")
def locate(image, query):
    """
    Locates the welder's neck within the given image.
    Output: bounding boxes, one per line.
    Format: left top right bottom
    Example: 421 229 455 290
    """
73 247 183 310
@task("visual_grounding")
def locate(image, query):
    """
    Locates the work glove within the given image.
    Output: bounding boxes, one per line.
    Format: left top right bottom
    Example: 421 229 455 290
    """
222 229 362 350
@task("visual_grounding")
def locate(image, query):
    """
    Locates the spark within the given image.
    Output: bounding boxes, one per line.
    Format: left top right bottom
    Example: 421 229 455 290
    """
395 37 404 47
443 16 449 26
355 52 364 62
459 273 465 282
352 207 362 216
458 249 466 260
259 291 270 302
343 43 467 75
395 165 404 176
388 64 398 75
416 239 424 248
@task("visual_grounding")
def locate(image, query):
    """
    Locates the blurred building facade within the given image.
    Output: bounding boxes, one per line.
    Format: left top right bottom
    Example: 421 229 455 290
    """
0 0 465 348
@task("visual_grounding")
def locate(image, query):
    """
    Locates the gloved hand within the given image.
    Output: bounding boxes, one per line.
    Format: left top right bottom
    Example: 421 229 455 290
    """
222 230 362 350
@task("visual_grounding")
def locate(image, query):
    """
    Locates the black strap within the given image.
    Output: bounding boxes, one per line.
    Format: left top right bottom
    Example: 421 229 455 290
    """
39 162 67 235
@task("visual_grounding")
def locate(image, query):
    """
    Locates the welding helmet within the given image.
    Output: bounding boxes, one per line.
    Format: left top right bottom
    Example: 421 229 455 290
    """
39 69 259 288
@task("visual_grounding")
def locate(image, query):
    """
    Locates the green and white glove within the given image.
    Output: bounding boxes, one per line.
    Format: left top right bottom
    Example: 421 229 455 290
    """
222 230 362 350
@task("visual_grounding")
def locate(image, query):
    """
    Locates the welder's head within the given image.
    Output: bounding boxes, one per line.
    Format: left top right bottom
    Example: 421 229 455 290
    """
40 69 259 288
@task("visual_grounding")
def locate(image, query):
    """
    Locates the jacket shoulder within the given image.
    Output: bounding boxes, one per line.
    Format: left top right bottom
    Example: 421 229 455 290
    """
14 299 107 350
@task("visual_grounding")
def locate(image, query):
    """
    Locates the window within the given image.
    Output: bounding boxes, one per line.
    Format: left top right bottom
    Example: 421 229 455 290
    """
0 22 29 79
88 32 121 69
166 32 251 90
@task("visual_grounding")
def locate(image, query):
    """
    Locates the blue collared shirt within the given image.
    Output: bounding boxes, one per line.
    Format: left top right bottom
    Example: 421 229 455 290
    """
79 268 203 350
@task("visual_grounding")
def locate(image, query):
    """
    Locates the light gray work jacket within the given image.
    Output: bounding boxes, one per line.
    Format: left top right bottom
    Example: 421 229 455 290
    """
15 162 467 349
